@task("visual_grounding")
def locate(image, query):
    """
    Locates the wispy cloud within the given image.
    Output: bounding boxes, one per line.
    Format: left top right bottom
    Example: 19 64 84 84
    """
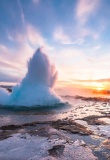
56 48 83 58
14 24 53 50
0 44 32 78
93 45 101 50
77 27 100 39
75 0 101 40
0 23 54 84
17 0 26 30
53 27 71 44
73 79 110 83
26 24 45 46
0 71 19 83
53 27 85 45
32 0 40 5
76 0 99 26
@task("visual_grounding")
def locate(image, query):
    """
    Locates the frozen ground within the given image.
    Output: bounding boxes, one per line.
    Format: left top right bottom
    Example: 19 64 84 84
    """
0 132 98 160
0 96 110 160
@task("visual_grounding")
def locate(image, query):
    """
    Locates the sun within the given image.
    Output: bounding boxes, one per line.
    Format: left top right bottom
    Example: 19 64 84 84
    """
92 82 105 92
96 86 103 91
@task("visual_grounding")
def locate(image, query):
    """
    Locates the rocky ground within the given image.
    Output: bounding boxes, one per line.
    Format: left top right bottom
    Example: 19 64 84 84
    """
0 96 110 160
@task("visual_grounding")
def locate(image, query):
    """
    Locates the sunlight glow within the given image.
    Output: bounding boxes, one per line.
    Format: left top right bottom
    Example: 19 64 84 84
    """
94 83 105 91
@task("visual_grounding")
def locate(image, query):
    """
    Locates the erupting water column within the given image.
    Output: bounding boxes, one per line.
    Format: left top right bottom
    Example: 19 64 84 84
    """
0 48 61 107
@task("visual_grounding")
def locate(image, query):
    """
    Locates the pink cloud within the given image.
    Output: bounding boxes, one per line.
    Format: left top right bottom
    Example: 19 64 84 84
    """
76 0 99 25
53 27 85 45
75 0 102 40
0 24 54 84
53 27 72 44
26 24 45 46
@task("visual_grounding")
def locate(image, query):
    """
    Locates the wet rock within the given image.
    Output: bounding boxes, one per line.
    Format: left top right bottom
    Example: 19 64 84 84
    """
52 119 93 135
48 145 65 157
0 121 51 131
0 131 13 140
29 127 50 137
82 115 106 125
0 124 22 130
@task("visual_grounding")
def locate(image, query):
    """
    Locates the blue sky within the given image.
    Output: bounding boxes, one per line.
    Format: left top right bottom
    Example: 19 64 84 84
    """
0 0 110 89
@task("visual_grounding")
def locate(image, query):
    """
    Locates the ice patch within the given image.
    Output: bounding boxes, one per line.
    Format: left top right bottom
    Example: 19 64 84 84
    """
0 133 98 160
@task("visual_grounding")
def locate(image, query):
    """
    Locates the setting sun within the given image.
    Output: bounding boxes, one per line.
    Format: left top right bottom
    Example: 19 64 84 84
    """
94 83 105 91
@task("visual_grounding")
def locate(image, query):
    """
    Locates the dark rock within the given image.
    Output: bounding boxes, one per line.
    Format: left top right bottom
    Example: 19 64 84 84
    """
0 125 21 130
75 95 110 103
7 88 12 92
0 121 51 131
82 115 107 125
48 145 65 157
29 127 49 137
0 131 13 140
52 119 93 135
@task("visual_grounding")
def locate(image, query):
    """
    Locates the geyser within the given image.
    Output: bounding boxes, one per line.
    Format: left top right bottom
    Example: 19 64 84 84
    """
0 48 61 107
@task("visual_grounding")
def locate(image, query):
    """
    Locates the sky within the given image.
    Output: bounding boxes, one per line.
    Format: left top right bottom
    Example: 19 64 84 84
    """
0 0 110 90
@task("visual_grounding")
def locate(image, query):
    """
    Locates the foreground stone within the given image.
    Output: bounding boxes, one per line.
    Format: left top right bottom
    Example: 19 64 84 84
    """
48 145 65 157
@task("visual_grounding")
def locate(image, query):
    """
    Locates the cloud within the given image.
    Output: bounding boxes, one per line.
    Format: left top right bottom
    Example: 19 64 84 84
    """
0 59 20 70
77 27 100 39
26 24 45 46
17 0 26 29
0 45 27 82
56 48 83 58
32 0 40 4
14 24 53 50
0 23 54 84
51 47 86 82
76 0 99 26
75 0 102 40
53 27 72 44
73 79 110 83
0 44 31 82
53 45 110 82
53 27 86 45
0 71 19 83
93 45 101 50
